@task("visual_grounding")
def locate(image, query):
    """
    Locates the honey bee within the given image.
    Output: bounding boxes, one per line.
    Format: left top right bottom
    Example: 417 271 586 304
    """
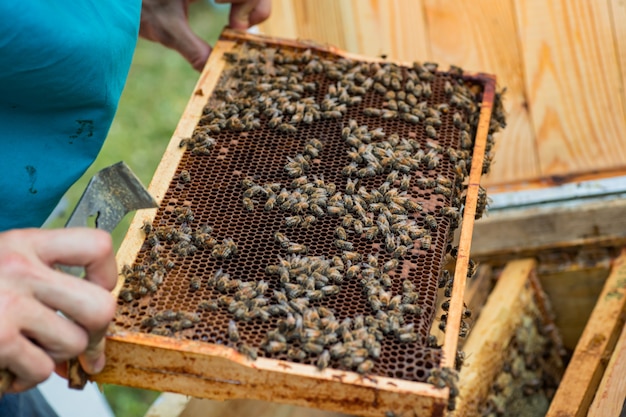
198 299 219 311
425 215 437 229
140 220 154 235
178 170 191 183
321 285 341 296
468 259 478 279
242 197 255 211
344 264 360 280
422 83 433 97
383 259 398 272
287 243 308 254
238 343 258 361
228 320 240 342
284 215 303 228
381 110 398 120
362 225 379 240
287 347 307 360
421 234 432 250
119 289 134 303
140 317 158 329
150 328 170 336
434 185 452 197
444 80 454 95
452 112 463 128
363 107 383 117
277 122 298 133
175 207 194 224
140 276 157 293
392 245 409 259
301 214 317 228
334 239 353 251
460 130 472 149
397 331 418 343
274 232 290 248
416 177 436 189
425 125 437 139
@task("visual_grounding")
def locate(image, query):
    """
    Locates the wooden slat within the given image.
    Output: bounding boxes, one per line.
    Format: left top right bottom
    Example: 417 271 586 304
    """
454 259 537 416
513 0 626 177
547 248 626 417
441 76 495 368
469 198 626 262
587 321 626 417
258 0 298 39
608 0 626 122
259 0 430 61
96 332 446 417
422 0 539 186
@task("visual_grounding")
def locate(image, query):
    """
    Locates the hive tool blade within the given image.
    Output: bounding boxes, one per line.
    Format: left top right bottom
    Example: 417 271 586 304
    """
60 161 157 275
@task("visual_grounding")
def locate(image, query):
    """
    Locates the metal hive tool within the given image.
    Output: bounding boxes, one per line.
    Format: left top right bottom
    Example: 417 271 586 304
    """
100 29 500 417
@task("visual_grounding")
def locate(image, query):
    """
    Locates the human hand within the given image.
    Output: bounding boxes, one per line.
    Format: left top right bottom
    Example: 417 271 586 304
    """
0 228 117 392
139 0 271 71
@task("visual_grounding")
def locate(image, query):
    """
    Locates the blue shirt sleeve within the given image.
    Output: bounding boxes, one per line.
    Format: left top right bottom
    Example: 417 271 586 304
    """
0 0 141 230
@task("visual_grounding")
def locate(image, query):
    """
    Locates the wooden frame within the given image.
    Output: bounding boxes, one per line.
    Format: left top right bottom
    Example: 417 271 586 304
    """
547 248 626 417
453 259 563 416
95 29 496 416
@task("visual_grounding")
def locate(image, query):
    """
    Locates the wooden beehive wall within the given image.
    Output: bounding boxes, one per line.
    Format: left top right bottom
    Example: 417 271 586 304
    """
260 0 626 188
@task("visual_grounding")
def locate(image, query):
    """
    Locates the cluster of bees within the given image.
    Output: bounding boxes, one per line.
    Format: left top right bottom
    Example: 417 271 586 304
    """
479 310 562 417
118 40 506 398
428 366 460 411
118 213 238 328
139 309 201 336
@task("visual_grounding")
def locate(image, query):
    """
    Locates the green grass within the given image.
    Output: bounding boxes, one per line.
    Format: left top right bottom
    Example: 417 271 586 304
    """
48 3 228 416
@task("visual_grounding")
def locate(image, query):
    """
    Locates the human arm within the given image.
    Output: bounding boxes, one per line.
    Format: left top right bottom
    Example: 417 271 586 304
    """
0 229 117 392
139 0 272 71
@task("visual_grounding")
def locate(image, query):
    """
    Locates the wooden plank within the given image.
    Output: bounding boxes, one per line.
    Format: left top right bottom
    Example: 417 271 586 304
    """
96 332 446 417
608 0 626 128
588 321 626 417
547 248 626 417
259 0 430 61
441 75 495 368
454 259 538 416
422 0 539 186
257 0 298 39
513 0 626 178
469 198 626 262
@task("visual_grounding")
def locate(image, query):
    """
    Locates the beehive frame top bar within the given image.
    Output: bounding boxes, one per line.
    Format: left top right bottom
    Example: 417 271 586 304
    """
100 28 496 416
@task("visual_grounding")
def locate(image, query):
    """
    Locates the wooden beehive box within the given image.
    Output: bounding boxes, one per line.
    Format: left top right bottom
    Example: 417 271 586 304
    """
259 0 626 189
95 29 500 416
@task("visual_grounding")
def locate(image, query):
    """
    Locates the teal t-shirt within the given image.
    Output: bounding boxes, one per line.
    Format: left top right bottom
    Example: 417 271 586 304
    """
0 0 141 230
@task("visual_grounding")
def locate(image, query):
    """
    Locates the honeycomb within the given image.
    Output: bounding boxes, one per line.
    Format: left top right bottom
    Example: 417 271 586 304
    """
113 37 495 384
